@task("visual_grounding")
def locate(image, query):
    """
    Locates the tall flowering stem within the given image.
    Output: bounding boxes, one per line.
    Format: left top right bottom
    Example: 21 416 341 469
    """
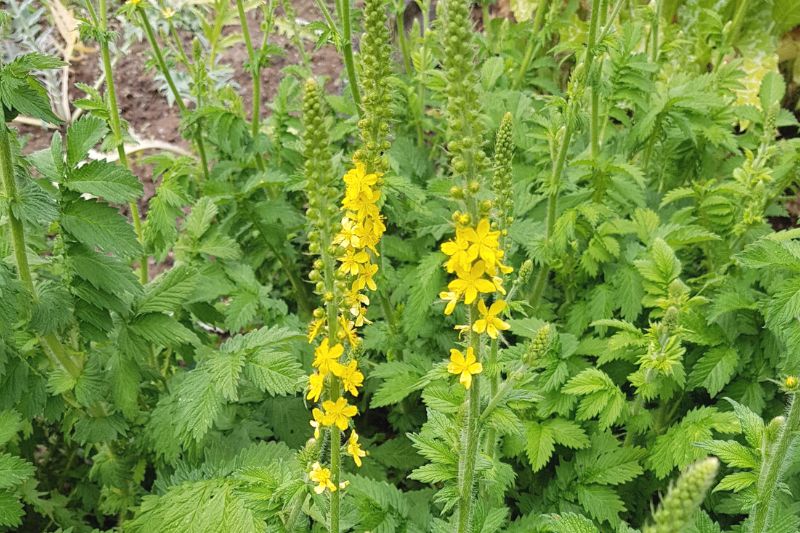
437 1 512 529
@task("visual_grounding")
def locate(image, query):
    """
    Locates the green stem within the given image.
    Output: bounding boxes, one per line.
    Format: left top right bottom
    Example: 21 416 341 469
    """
395 2 413 76
649 0 661 63
98 0 148 284
482 339 500 461
529 0 602 309
0 120 81 379
337 0 362 114
750 393 800 533
512 0 549 90
726 0 751 51
235 0 266 171
457 308 482 533
138 5 210 182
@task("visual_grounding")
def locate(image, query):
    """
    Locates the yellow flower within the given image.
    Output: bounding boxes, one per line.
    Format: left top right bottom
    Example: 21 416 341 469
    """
128 0 142 5
786 375 798 390
334 359 364 396
338 316 360 346
353 262 378 292
161 7 175 18
347 431 367 467
448 261 496 304
473 299 510 339
339 249 370 276
307 317 325 343
447 347 482 389
310 407 325 439
307 372 325 402
439 290 460 316
343 160 379 197
310 462 337 493
463 218 501 267
321 397 358 430
441 228 471 273
333 217 361 249
312 338 344 375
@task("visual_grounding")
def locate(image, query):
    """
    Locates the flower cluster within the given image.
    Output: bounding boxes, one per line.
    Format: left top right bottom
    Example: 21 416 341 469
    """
440 217 511 388
333 159 386 328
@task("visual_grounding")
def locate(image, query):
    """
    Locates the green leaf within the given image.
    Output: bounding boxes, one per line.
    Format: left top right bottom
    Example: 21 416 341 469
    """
243 352 304 396
525 421 555 472
773 0 800 34
129 313 200 347
759 71 785 111
0 453 34 489
576 484 625 525
562 369 625 428
0 491 24 528
544 513 599 533
547 418 590 449
696 440 758 470
65 116 108 166
61 200 141 258
137 266 197 314
688 346 739 397
713 471 756 493
65 160 142 203
0 411 22 446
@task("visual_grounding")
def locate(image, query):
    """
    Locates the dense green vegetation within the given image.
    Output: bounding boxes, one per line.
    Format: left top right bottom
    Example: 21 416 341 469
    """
1 0 799 531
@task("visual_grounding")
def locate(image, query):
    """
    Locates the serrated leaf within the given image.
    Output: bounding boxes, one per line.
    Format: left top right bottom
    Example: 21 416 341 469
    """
688 346 738 397
66 160 143 203
65 116 108 166
525 421 555 472
0 491 24 528
243 352 303 396
0 453 34 489
61 200 141 258
138 266 197 314
129 313 200 347
576 484 625 525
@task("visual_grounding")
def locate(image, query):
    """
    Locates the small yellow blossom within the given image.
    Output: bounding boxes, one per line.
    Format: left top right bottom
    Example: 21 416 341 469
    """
786 375 798 391
333 217 362 249
439 290 460 316
448 261 496 304
473 299 510 339
312 338 344 375
441 228 471 273
353 262 378 291
338 316 360 346
447 347 483 389
339 249 370 276
310 462 337 493
347 431 367 467
307 372 325 403
322 397 358 430
161 7 175 18
128 0 142 5
310 407 324 439
334 359 364 396
463 218 501 267
307 317 325 343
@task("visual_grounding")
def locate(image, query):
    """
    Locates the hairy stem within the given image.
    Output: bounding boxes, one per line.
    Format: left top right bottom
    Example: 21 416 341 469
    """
529 0 602 308
97 0 148 284
0 119 81 378
750 393 800 533
457 309 482 533
235 0 266 171
138 6 210 181
512 0 549 90
337 0 362 113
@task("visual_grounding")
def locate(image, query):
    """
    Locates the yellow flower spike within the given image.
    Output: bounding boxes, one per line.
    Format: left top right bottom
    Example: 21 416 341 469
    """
310 462 337 494
439 290 461 316
310 408 325 439
347 431 367 467
448 261 497 304
321 397 358 430
307 372 325 403
334 359 365 396
312 338 345 375
447 347 483 389
473 299 511 339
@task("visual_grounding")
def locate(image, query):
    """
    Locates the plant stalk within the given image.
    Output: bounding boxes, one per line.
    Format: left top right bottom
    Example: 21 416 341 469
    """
137 5 210 182
529 0 602 308
0 120 81 379
750 392 800 533
97 0 148 284
337 0 362 114
512 0 550 90
457 307 482 533
235 0 266 171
